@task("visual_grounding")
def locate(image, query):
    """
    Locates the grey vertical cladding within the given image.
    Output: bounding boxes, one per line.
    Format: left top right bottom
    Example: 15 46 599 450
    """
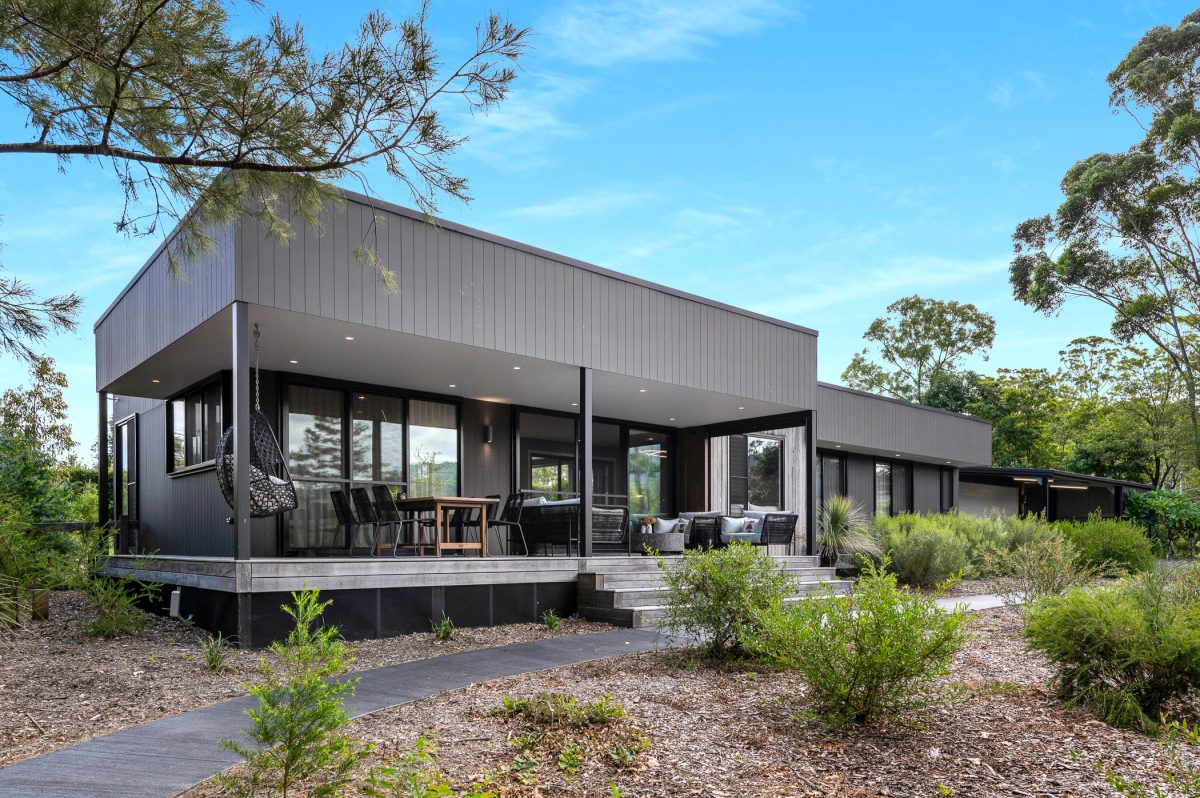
112 398 231 557
816 383 991 465
94 222 236 390
461 399 512 500
232 194 817 407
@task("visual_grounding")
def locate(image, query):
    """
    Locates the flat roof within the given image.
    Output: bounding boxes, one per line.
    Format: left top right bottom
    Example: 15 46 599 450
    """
96 186 820 338
960 466 1152 491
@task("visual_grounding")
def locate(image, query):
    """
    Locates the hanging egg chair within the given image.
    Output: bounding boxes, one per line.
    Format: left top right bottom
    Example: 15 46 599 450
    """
216 324 298 518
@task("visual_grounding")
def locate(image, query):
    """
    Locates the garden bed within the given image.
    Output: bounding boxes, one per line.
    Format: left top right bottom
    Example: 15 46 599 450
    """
182 606 1185 798
0 591 611 767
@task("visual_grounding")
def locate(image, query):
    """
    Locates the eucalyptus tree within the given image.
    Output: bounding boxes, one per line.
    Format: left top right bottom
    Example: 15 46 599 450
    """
841 295 996 402
1010 9 1200 470
0 0 529 358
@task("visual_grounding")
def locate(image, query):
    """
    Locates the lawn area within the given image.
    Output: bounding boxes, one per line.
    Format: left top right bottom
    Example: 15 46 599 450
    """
0 591 610 768
176 607 1181 798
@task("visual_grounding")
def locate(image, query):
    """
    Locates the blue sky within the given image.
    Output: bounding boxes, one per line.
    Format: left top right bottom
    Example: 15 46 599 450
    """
0 0 1192 460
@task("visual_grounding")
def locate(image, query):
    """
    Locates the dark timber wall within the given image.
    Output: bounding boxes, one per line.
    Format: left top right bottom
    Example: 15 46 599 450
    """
833 452 949 517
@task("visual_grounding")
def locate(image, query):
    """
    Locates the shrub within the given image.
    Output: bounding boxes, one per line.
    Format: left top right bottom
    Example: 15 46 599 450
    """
983 532 1105 604
744 560 970 726
541 608 560 631
656 542 795 658
360 737 496 798
875 514 968 588
1024 564 1200 731
220 589 366 798
498 692 624 727
1125 489 1200 557
73 527 159 637
817 496 880 567
1059 513 1154 574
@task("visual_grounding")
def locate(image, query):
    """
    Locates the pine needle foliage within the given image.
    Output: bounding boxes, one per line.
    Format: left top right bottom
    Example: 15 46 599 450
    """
220 588 366 798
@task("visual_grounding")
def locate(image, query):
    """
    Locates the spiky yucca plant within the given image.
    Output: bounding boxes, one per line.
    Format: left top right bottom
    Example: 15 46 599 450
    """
818 496 881 568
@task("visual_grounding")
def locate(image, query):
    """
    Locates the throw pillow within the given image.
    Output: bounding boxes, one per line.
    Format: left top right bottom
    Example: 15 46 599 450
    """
720 516 747 535
652 517 680 534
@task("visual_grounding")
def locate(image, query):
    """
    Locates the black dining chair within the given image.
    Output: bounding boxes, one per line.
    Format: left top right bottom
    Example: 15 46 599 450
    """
349 487 389 557
331 489 371 557
371 484 426 557
488 493 528 556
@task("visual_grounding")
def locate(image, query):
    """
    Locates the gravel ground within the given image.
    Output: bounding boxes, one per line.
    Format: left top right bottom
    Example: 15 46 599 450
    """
0 591 610 767
183 607 1188 798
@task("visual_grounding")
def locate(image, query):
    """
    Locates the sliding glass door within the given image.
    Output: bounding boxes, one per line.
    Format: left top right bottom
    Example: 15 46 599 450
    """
285 383 459 553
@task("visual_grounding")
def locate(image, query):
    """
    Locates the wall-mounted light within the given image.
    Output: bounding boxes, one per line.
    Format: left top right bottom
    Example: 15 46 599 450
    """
484 424 494 444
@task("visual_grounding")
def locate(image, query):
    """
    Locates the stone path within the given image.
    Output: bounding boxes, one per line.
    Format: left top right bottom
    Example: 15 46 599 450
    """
0 594 1012 798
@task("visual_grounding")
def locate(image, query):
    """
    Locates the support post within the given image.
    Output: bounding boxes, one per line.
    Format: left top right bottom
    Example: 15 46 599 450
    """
802 409 817 558
98 391 110 528
1042 477 1052 523
578 367 593 558
232 302 252 559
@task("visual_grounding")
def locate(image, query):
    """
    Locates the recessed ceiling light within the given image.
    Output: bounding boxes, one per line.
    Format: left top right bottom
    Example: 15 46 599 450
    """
946 461 952 464
895 454 902 458
344 336 355 341
288 359 299 364
639 388 647 393
357 395 365 400
571 402 578 406
668 417 676 422
737 406 745 410
448 384 456 388
151 379 160 384
834 444 841 448
512 365 521 370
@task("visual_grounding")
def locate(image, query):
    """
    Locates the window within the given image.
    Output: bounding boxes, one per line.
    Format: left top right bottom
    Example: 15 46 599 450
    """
168 378 224 470
729 434 783 511
818 452 845 508
874 461 892 516
285 385 461 552
115 416 137 523
409 399 458 497
940 467 955 512
627 429 669 515
531 454 573 499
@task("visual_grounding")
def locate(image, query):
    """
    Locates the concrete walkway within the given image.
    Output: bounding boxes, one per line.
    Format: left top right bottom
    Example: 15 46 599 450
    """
0 594 1012 798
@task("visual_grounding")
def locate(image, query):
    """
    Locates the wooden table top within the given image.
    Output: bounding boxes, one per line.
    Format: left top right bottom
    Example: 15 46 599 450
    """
393 496 499 511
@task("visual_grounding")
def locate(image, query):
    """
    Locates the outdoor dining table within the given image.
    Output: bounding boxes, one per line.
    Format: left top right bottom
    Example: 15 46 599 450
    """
393 496 499 557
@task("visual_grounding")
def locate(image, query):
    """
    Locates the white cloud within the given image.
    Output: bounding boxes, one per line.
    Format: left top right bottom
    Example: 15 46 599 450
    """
543 0 792 67
746 255 1009 318
506 188 658 220
986 71 1055 109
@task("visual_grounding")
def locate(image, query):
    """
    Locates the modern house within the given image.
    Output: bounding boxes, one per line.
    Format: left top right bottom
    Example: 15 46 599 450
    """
96 188 992 643
958 467 1150 521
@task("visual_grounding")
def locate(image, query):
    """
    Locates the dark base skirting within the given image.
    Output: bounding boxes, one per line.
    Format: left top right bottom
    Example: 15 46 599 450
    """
141 582 579 647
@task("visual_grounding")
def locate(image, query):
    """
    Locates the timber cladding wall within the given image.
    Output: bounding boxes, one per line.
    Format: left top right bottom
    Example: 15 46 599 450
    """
232 192 818 408
815 383 991 466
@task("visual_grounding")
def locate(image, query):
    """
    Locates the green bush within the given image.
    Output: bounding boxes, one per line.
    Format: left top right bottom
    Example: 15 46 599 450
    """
656 542 794 658
983 532 1105 604
1059 514 1154 574
818 496 880 567
744 560 971 726
221 589 366 798
875 514 969 588
1125 489 1200 557
1024 564 1200 731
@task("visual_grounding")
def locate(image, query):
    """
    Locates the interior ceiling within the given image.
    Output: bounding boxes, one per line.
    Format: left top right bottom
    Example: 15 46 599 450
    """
105 305 805 428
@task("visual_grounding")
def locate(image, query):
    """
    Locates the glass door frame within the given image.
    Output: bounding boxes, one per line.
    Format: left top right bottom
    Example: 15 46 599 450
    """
276 372 464 555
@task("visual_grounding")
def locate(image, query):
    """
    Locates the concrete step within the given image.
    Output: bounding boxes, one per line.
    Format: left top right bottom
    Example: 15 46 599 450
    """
578 554 821 572
587 579 842 609
580 566 840 592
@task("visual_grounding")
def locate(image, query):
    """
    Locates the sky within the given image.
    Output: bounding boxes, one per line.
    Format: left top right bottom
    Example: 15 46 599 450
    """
0 0 1194 460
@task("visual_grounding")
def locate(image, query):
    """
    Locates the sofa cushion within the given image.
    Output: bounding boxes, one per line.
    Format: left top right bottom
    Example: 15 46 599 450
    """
521 495 548 507
720 516 748 535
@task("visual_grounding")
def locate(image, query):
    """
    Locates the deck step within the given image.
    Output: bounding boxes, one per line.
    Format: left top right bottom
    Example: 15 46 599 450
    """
577 555 853 628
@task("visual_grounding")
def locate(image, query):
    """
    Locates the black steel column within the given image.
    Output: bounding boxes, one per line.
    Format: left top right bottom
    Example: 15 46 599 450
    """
1043 477 1052 522
802 409 817 557
578 367 593 557
232 302 252 559
98 391 110 527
